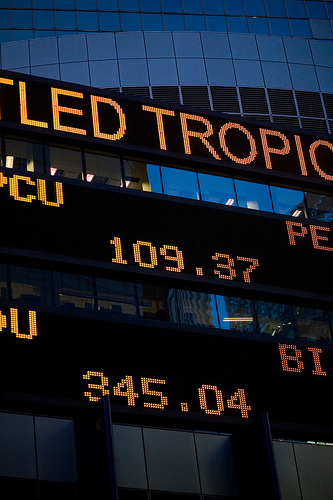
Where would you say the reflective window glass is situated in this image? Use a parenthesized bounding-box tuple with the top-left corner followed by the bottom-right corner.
(163, 13, 185, 30)
(203, 0, 224, 15)
(227, 16, 249, 33)
(176, 290, 219, 328)
(244, 0, 266, 16)
(54, 0, 75, 8)
(224, 0, 245, 15)
(99, 11, 121, 30)
(53, 272, 94, 310)
(248, 17, 270, 34)
(185, 14, 206, 30)
(161, 166, 200, 200)
(306, 1, 327, 19)
(96, 278, 137, 316)
(124, 159, 159, 192)
(137, 283, 175, 321)
(304, 192, 333, 222)
(11, 0, 31, 7)
(234, 179, 273, 212)
(10, 266, 52, 305)
(55, 11, 77, 30)
(5, 138, 44, 173)
(216, 295, 257, 334)
(140, 0, 162, 12)
(255, 301, 296, 338)
(161, 0, 182, 13)
(119, 0, 140, 11)
(97, 0, 118, 10)
(142, 13, 164, 30)
(326, 4, 333, 19)
(285, 0, 307, 18)
(294, 306, 331, 342)
(269, 17, 291, 35)
(76, 0, 97, 9)
(46, 145, 83, 180)
(270, 185, 306, 217)
(290, 18, 312, 36)
(12, 30, 33, 41)
(33, 0, 53, 7)
(11, 10, 33, 28)
(0, 10, 10, 29)
(33, 11, 55, 29)
(206, 15, 227, 31)
(120, 13, 142, 30)
(198, 172, 236, 206)
(147, 163, 162, 194)
(264, 0, 286, 17)
(0, 31, 11, 43)
(182, 0, 204, 14)
(84, 151, 122, 186)
(77, 11, 99, 30)
(0, 265, 8, 300)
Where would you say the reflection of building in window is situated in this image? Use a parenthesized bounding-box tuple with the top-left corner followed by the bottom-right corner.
(305, 192, 333, 222)
(5, 138, 43, 173)
(255, 301, 295, 338)
(175, 289, 216, 327)
(124, 159, 152, 191)
(294, 307, 331, 342)
(221, 296, 255, 333)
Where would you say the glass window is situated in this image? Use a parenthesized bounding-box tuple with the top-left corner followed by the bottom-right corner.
(161, 0, 182, 13)
(269, 17, 291, 35)
(11, 10, 33, 29)
(45, 145, 83, 180)
(97, 0, 118, 10)
(99, 12, 121, 30)
(244, 0, 266, 16)
(176, 290, 219, 328)
(147, 163, 163, 194)
(264, 0, 286, 17)
(33, 0, 54, 7)
(203, 0, 224, 15)
(248, 17, 270, 34)
(10, 266, 52, 305)
(55, 11, 77, 30)
(290, 18, 312, 36)
(54, 0, 75, 8)
(163, 14, 185, 30)
(96, 278, 137, 316)
(285, 0, 307, 18)
(304, 192, 333, 222)
(119, 0, 140, 11)
(182, 0, 204, 14)
(11, 0, 31, 7)
(84, 151, 122, 186)
(77, 11, 99, 31)
(224, 0, 245, 15)
(198, 172, 236, 206)
(33, 10, 55, 29)
(227, 16, 249, 33)
(161, 166, 200, 200)
(255, 301, 296, 338)
(216, 295, 257, 334)
(124, 159, 159, 192)
(206, 15, 227, 31)
(0, 10, 10, 29)
(5, 138, 44, 173)
(185, 14, 206, 30)
(234, 179, 273, 212)
(137, 283, 175, 321)
(140, 0, 162, 12)
(306, 1, 327, 19)
(142, 13, 164, 30)
(0, 31, 11, 43)
(76, 0, 97, 9)
(120, 13, 142, 30)
(270, 185, 306, 217)
(294, 306, 331, 342)
(0, 265, 8, 300)
(326, 4, 333, 19)
(12, 30, 33, 41)
(53, 272, 94, 310)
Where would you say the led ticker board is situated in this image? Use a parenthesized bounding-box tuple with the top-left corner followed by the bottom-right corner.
(1, 172, 333, 300)
(1, 70, 333, 184)
(0, 307, 332, 428)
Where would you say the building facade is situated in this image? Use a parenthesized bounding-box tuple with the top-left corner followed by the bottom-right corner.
(0, 1, 333, 499)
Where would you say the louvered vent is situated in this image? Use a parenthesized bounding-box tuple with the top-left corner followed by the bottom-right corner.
(210, 86, 240, 113)
(295, 91, 325, 118)
(243, 114, 271, 122)
(323, 93, 333, 119)
(181, 86, 211, 110)
(300, 118, 328, 133)
(121, 86, 151, 98)
(239, 87, 269, 114)
(329, 120, 333, 133)
(268, 89, 297, 115)
(272, 116, 300, 128)
(151, 86, 181, 104)
(105, 87, 120, 93)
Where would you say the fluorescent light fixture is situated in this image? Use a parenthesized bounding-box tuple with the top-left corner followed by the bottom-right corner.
(225, 198, 234, 206)
(292, 209, 302, 217)
(50, 167, 57, 176)
(86, 174, 94, 182)
(223, 317, 253, 322)
(125, 180, 131, 187)
(6, 156, 14, 169)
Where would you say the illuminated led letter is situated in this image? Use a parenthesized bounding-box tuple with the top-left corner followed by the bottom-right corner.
(10, 308, 37, 339)
(198, 384, 224, 415)
(37, 179, 64, 207)
(0, 77, 14, 119)
(51, 87, 86, 135)
(180, 113, 221, 160)
(259, 128, 290, 169)
(309, 140, 333, 181)
(9, 175, 36, 203)
(309, 225, 333, 252)
(141, 378, 168, 409)
(0, 311, 7, 331)
(133, 241, 158, 268)
(19, 81, 48, 129)
(142, 105, 175, 150)
(219, 122, 257, 164)
(91, 95, 126, 141)
(286, 221, 307, 246)
(294, 135, 308, 177)
(308, 348, 327, 376)
(212, 253, 236, 280)
(279, 344, 304, 373)
(160, 244, 184, 272)
(83, 371, 110, 402)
